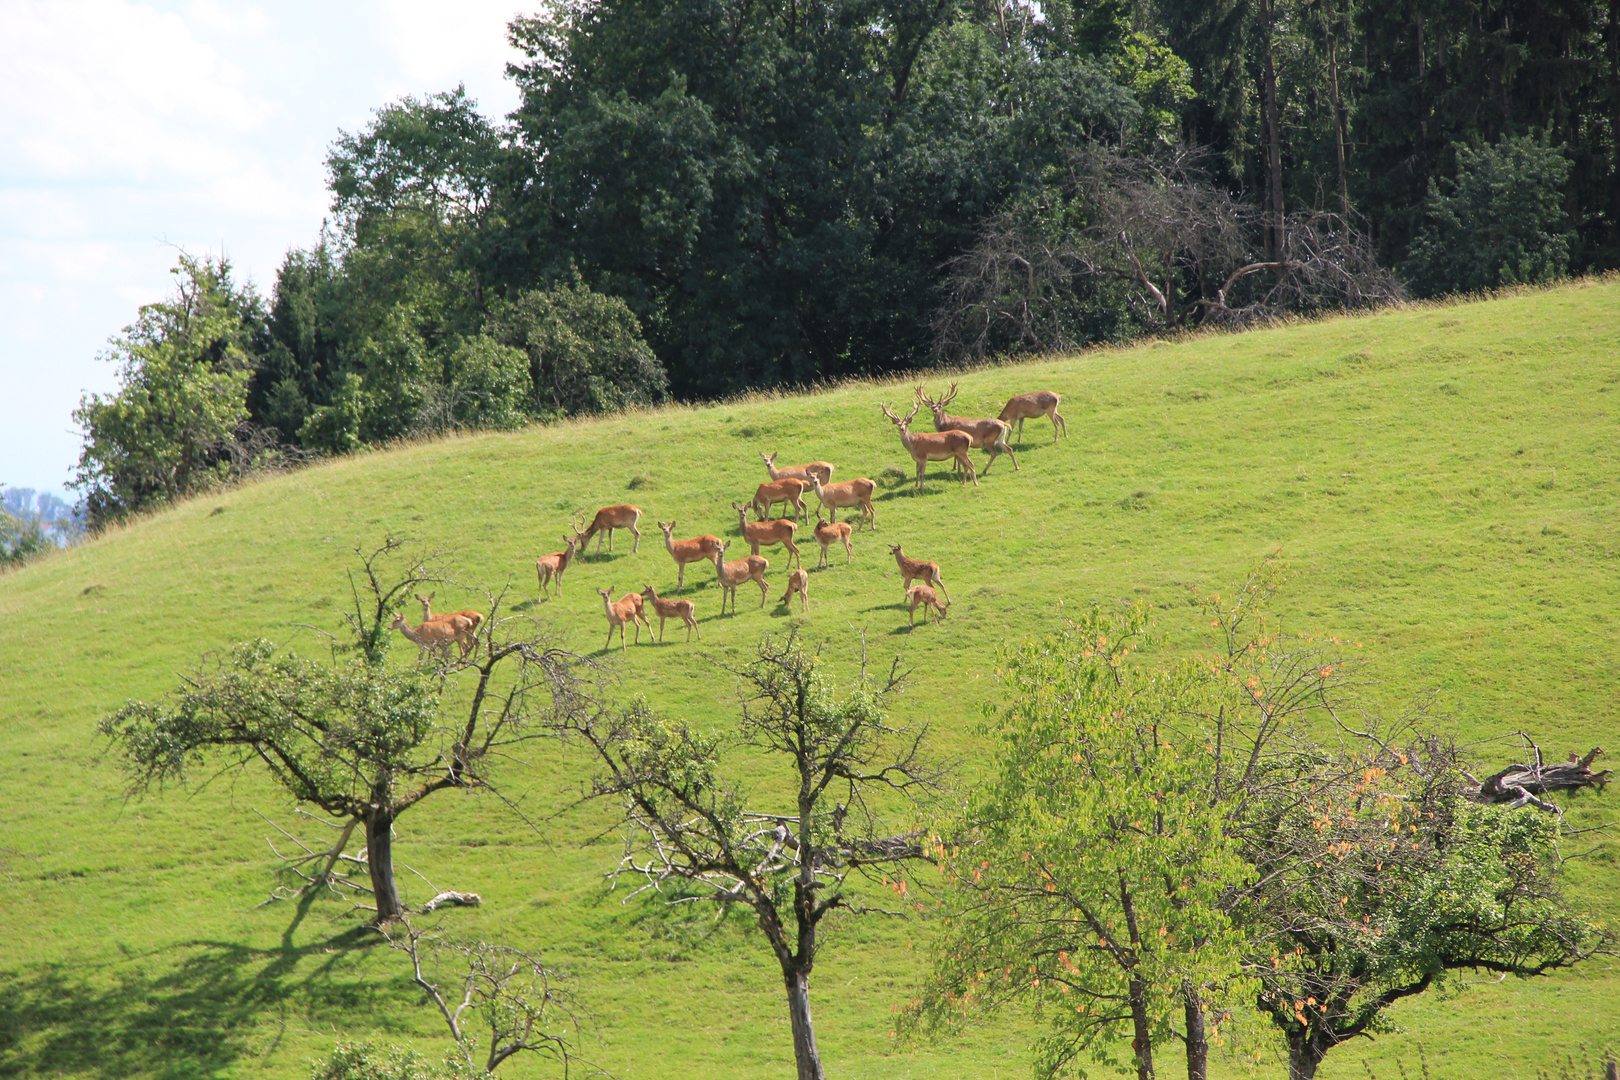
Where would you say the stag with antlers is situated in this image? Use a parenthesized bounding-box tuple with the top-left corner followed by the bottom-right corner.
(879, 402, 977, 493)
(917, 383, 1018, 474)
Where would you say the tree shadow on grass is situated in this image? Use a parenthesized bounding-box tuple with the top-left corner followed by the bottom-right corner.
(0, 898, 411, 1079)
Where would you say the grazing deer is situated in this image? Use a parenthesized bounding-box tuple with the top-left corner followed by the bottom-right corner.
(751, 478, 811, 522)
(917, 383, 1018, 474)
(779, 568, 809, 612)
(596, 587, 651, 652)
(581, 504, 643, 553)
(889, 543, 948, 601)
(998, 390, 1067, 442)
(905, 583, 949, 626)
(813, 514, 853, 568)
(732, 502, 803, 569)
(710, 542, 770, 614)
(807, 474, 877, 530)
(879, 402, 977, 492)
(761, 451, 834, 487)
(535, 531, 580, 601)
(389, 611, 473, 661)
(415, 592, 483, 637)
(659, 520, 723, 593)
(640, 584, 700, 643)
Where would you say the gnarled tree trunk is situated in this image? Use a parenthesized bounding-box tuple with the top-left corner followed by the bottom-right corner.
(365, 810, 406, 922)
(785, 967, 825, 1080)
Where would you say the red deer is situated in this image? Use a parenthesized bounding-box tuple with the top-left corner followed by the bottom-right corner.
(389, 611, 473, 661)
(640, 584, 700, 643)
(879, 402, 976, 493)
(779, 568, 809, 612)
(732, 502, 802, 569)
(998, 390, 1067, 442)
(596, 587, 651, 651)
(710, 542, 770, 614)
(761, 451, 834, 487)
(535, 532, 580, 601)
(807, 474, 877, 530)
(581, 504, 643, 553)
(751, 478, 811, 522)
(415, 592, 483, 638)
(917, 383, 1018, 474)
(813, 515, 853, 568)
(658, 520, 723, 593)
(889, 543, 948, 601)
(905, 584, 949, 626)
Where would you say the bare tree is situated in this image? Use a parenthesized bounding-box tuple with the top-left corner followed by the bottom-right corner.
(931, 148, 1404, 361)
(556, 631, 945, 1080)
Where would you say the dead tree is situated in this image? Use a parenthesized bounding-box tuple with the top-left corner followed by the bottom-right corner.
(1466, 740, 1610, 812)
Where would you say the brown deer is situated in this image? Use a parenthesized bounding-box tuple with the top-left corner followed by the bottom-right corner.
(779, 568, 810, 612)
(535, 530, 580, 601)
(998, 390, 1067, 442)
(710, 542, 770, 614)
(917, 383, 1018, 474)
(658, 520, 724, 593)
(415, 592, 483, 637)
(389, 611, 474, 661)
(751, 478, 811, 522)
(905, 583, 949, 626)
(580, 504, 643, 553)
(640, 584, 700, 642)
(761, 451, 834, 487)
(889, 543, 948, 601)
(879, 402, 977, 492)
(813, 515, 853, 568)
(807, 474, 877, 530)
(596, 586, 651, 652)
(732, 502, 802, 569)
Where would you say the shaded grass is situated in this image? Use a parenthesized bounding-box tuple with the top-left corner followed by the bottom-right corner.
(1, 280, 1617, 1078)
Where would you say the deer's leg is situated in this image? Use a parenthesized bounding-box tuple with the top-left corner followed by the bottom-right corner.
(786, 539, 800, 569)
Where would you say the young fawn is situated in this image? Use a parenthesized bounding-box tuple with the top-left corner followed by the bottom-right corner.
(640, 584, 700, 643)
(779, 568, 809, 612)
(905, 584, 949, 626)
(813, 515, 853, 568)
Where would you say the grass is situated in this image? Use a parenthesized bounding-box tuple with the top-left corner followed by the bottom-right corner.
(1, 280, 1617, 1079)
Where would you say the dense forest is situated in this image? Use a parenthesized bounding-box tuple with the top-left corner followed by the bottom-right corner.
(72, 0, 1620, 526)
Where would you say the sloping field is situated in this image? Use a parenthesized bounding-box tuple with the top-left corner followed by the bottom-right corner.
(1, 280, 1616, 1079)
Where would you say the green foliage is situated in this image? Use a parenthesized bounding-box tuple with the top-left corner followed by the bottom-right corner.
(309, 1041, 473, 1080)
(72, 254, 270, 527)
(1406, 135, 1575, 296)
(0, 504, 50, 569)
(488, 283, 668, 419)
(439, 337, 532, 431)
(915, 605, 1248, 1078)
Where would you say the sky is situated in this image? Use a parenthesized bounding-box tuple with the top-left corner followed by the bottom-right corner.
(0, 0, 529, 497)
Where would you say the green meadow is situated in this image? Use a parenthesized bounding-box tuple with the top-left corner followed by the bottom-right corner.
(1, 280, 1616, 1079)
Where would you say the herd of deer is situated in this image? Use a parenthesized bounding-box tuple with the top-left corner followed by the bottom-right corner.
(389, 386, 1065, 658)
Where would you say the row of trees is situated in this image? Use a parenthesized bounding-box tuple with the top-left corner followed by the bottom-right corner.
(71, 0, 1619, 529)
(98, 550, 1613, 1079)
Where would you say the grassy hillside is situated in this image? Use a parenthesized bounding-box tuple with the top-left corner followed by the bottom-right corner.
(2, 280, 1616, 1079)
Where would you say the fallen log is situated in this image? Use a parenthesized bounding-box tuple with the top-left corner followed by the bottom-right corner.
(1466, 744, 1609, 813)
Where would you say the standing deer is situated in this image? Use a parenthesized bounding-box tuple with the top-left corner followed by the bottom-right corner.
(596, 586, 651, 652)
(813, 515, 853, 568)
(389, 611, 474, 661)
(807, 474, 877, 530)
(880, 402, 977, 492)
(415, 592, 483, 637)
(710, 542, 770, 614)
(998, 390, 1067, 442)
(889, 543, 948, 601)
(732, 502, 802, 569)
(751, 478, 812, 522)
(779, 568, 810, 612)
(658, 520, 724, 593)
(905, 583, 949, 626)
(640, 584, 700, 643)
(917, 383, 1018, 474)
(580, 504, 643, 553)
(536, 531, 580, 601)
(761, 451, 834, 487)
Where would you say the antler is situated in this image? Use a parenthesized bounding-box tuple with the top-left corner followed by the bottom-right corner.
(879, 403, 900, 423)
(942, 381, 959, 407)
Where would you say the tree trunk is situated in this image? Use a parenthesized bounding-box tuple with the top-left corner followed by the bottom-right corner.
(785, 967, 826, 1080)
(1129, 975, 1156, 1080)
(1287, 1027, 1331, 1080)
(1329, 35, 1350, 219)
(1182, 981, 1208, 1080)
(1260, 0, 1285, 260)
(365, 811, 406, 922)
